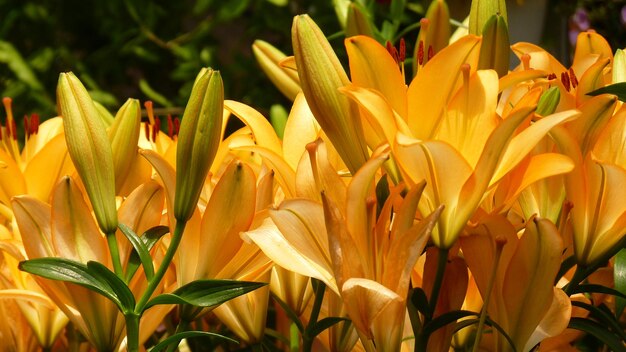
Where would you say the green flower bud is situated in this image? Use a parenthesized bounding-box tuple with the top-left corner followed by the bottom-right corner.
(536, 86, 560, 116)
(477, 13, 510, 77)
(613, 49, 626, 83)
(345, 3, 375, 38)
(469, 0, 507, 36)
(174, 68, 224, 222)
(108, 98, 141, 192)
(56, 72, 117, 233)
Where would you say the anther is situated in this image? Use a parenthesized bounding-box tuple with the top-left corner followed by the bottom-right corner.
(427, 45, 434, 61)
(417, 40, 425, 65)
(167, 114, 174, 139)
(569, 68, 578, 88)
(152, 116, 161, 143)
(174, 117, 180, 137)
(560, 72, 571, 92)
(23, 115, 29, 138)
(399, 38, 406, 62)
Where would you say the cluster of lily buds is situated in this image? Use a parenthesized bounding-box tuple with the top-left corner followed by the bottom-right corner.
(0, 0, 625, 351)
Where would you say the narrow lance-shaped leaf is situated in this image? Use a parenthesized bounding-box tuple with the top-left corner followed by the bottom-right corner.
(144, 279, 266, 311)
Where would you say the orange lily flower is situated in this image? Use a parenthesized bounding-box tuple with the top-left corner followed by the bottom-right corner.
(461, 214, 571, 352)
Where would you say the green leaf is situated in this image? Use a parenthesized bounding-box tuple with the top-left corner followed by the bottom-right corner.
(87, 261, 136, 313)
(309, 317, 350, 338)
(616, 248, 626, 318)
(119, 223, 155, 281)
(569, 284, 626, 300)
(0, 40, 44, 91)
(484, 316, 518, 352)
(124, 225, 170, 283)
(569, 317, 626, 351)
(423, 310, 479, 335)
(139, 78, 174, 107)
(144, 279, 266, 311)
(19, 258, 123, 310)
(410, 287, 431, 319)
(571, 301, 626, 339)
(587, 82, 626, 101)
(148, 331, 237, 352)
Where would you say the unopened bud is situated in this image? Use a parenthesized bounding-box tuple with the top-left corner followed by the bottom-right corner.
(252, 40, 301, 101)
(108, 98, 141, 192)
(477, 13, 510, 77)
(536, 86, 560, 116)
(56, 72, 117, 233)
(174, 68, 224, 222)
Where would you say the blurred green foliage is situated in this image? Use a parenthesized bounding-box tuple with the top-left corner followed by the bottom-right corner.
(0, 0, 339, 119)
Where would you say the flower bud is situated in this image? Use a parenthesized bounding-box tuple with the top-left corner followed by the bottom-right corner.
(56, 72, 118, 234)
(477, 13, 510, 77)
(292, 14, 368, 174)
(174, 68, 224, 222)
(108, 98, 141, 192)
(613, 48, 626, 83)
(469, 0, 508, 36)
(536, 86, 560, 116)
(345, 3, 375, 38)
(252, 40, 301, 101)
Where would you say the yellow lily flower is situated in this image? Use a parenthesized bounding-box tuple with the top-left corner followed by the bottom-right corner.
(0, 238, 68, 349)
(460, 214, 571, 352)
(246, 145, 441, 351)
(12, 176, 170, 351)
(252, 40, 301, 101)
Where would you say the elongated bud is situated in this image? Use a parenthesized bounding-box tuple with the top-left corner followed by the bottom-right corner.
(536, 87, 560, 116)
(425, 0, 450, 55)
(56, 72, 117, 233)
(469, 0, 507, 36)
(108, 98, 141, 192)
(345, 2, 375, 38)
(613, 49, 626, 83)
(252, 40, 301, 101)
(477, 13, 510, 77)
(292, 14, 368, 174)
(174, 68, 224, 222)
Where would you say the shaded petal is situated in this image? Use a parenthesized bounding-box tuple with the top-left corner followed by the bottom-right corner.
(345, 35, 407, 118)
(282, 94, 321, 170)
(523, 288, 571, 351)
(407, 35, 481, 139)
(225, 100, 282, 155)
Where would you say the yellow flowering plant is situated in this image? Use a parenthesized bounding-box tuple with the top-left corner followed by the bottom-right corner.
(1, 0, 626, 350)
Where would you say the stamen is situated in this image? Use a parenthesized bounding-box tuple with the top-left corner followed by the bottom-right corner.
(547, 73, 557, 81)
(399, 38, 406, 62)
(417, 40, 425, 65)
(560, 72, 571, 92)
(167, 114, 174, 139)
(427, 45, 434, 61)
(32, 114, 39, 135)
(521, 53, 531, 71)
(10, 120, 17, 141)
(152, 116, 161, 143)
(174, 117, 180, 137)
(569, 68, 578, 88)
(144, 121, 150, 141)
(24, 115, 30, 139)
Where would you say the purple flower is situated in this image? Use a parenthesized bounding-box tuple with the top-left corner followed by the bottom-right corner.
(572, 8, 590, 31)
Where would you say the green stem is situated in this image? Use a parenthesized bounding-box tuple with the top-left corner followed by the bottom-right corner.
(303, 279, 326, 352)
(135, 220, 187, 313)
(125, 313, 141, 352)
(106, 231, 123, 276)
(472, 239, 505, 352)
(564, 264, 588, 295)
(165, 319, 190, 352)
(428, 247, 449, 315)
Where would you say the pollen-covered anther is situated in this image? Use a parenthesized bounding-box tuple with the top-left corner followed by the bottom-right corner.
(167, 114, 174, 139)
(569, 68, 578, 88)
(427, 45, 434, 61)
(417, 40, 425, 66)
(399, 38, 406, 62)
(152, 116, 161, 143)
(386, 41, 399, 64)
(560, 71, 571, 92)
(546, 73, 557, 81)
